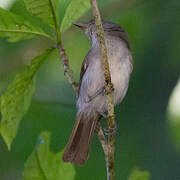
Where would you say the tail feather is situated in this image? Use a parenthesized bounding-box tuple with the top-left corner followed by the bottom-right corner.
(62, 108, 99, 165)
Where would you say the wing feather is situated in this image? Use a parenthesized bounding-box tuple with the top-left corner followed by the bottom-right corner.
(78, 50, 91, 96)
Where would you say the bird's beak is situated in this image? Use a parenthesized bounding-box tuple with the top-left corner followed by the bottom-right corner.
(72, 22, 87, 30)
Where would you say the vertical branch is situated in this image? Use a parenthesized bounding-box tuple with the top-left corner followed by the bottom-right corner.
(90, 0, 116, 180)
(58, 43, 79, 96)
(96, 122, 109, 177)
(96, 122, 108, 163)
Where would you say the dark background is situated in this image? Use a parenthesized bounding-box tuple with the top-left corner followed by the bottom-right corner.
(0, 0, 180, 179)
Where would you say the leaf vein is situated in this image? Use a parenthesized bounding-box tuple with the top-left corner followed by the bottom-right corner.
(0, 29, 55, 42)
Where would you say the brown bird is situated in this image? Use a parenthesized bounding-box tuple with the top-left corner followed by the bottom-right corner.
(62, 20, 133, 165)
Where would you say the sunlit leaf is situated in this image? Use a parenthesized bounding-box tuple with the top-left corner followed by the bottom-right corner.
(23, 131, 75, 180)
(0, 7, 54, 42)
(128, 167, 150, 180)
(60, 0, 91, 33)
(167, 79, 180, 152)
(0, 49, 54, 150)
(23, 0, 59, 28)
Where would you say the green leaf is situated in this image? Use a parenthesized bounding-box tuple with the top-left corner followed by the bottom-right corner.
(23, 0, 59, 29)
(128, 167, 150, 180)
(60, 0, 91, 33)
(58, 0, 72, 25)
(23, 132, 75, 180)
(167, 79, 180, 152)
(0, 49, 54, 150)
(0, 7, 54, 42)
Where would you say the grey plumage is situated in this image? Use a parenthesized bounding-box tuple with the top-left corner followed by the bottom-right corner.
(62, 20, 133, 165)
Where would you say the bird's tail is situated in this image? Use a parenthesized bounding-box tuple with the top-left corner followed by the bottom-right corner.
(62, 107, 99, 165)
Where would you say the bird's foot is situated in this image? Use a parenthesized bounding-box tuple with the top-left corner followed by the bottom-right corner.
(104, 123, 117, 136)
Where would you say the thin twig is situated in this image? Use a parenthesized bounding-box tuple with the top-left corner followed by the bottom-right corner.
(96, 122, 110, 177)
(58, 43, 79, 96)
(96, 122, 108, 162)
(57, 42, 109, 165)
(90, 0, 116, 179)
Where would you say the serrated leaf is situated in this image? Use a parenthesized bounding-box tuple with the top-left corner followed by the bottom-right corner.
(129, 167, 150, 180)
(23, 0, 59, 28)
(60, 0, 91, 33)
(23, 132, 75, 180)
(0, 49, 54, 150)
(0, 7, 54, 42)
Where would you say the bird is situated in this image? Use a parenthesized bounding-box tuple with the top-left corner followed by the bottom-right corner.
(62, 20, 133, 165)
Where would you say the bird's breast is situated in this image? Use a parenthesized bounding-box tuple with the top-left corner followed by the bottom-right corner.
(77, 36, 132, 112)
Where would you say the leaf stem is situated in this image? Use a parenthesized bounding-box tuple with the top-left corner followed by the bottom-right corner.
(58, 43, 79, 96)
(96, 122, 108, 163)
(90, 0, 116, 179)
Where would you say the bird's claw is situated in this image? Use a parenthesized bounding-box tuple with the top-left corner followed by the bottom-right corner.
(104, 123, 117, 136)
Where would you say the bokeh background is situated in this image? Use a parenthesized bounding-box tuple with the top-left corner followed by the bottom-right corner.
(0, 0, 180, 179)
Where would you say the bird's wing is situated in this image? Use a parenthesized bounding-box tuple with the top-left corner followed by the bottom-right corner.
(78, 50, 91, 96)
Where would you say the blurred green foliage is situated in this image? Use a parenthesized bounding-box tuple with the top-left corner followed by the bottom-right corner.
(0, 0, 180, 180)
(23, 131, 75, 180)
(128, 167, 150, 180)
